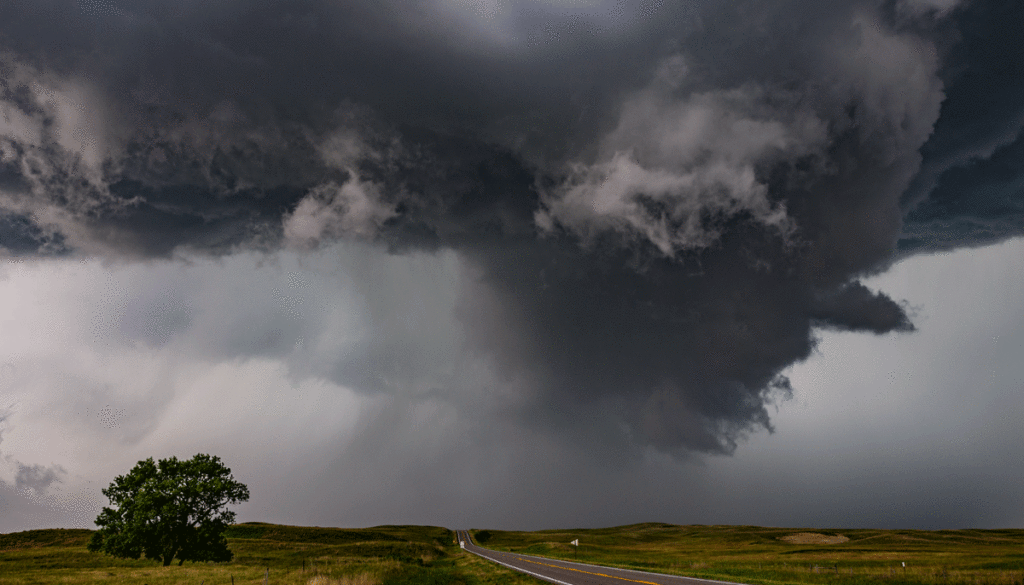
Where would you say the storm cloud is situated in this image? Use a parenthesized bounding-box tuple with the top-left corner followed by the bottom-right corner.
(1, 0, 1022, 463)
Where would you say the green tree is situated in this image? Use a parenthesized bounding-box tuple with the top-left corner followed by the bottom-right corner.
(88, 453, 249, 566)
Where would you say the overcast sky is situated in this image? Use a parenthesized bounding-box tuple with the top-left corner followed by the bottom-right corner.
(1, 0, 1022, 533)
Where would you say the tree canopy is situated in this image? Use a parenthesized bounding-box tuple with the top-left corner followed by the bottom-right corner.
(88, 453, 249, 566)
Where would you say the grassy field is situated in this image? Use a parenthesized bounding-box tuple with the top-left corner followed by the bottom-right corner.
(4, 523, 1022, 585)
(470, 523, 1024, 585)
(0, 523, 537, 585)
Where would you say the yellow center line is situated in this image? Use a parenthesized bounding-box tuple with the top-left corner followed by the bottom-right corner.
(506, 556, 664, 585)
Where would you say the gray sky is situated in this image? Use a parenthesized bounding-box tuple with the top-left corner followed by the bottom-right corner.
(1, 0, 1023, 532)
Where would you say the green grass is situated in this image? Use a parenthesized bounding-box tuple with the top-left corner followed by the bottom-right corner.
(469, 523, 1024, 585)
(0, 523, 534, 585)
(7, 523, 1022, 585)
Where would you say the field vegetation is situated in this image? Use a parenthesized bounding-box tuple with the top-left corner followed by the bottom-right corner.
(5, 522, 1023, 585)
(470, 523, 1024, 585)
(0, 523, 536, 585)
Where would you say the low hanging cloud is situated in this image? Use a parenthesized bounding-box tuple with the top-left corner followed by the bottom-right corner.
(535, 75, 825, 255)
(13, 463, 67, 498)
(284, 177, 395, 247)
(0, 0, 1021, 458)
(0, 408, 67, 500)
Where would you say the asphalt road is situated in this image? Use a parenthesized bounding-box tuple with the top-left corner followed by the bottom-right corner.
(455, 531, 746, 585)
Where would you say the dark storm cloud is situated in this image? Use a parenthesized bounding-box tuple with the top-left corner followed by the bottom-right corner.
(901, 132, 1024, 252)
(899, 0, 1024, 252)
(0, 212, 67, 254)
(810, 282, 915, 334)
(1, 0, 1020, 455)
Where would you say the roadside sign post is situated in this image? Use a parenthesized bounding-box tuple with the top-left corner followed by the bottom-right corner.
(571, 539, 579, 559)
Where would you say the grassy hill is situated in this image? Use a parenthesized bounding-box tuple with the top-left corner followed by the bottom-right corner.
(0, 523, 535, 585)
(470, 523, 1024, 585)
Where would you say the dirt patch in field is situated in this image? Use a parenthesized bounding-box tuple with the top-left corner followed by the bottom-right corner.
(780, 533, 850, 545)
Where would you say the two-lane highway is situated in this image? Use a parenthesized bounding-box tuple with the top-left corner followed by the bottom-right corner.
(455, 530, 746, 585)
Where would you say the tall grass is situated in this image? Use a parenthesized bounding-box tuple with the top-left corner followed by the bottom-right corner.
(307, 573, 379, 585)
